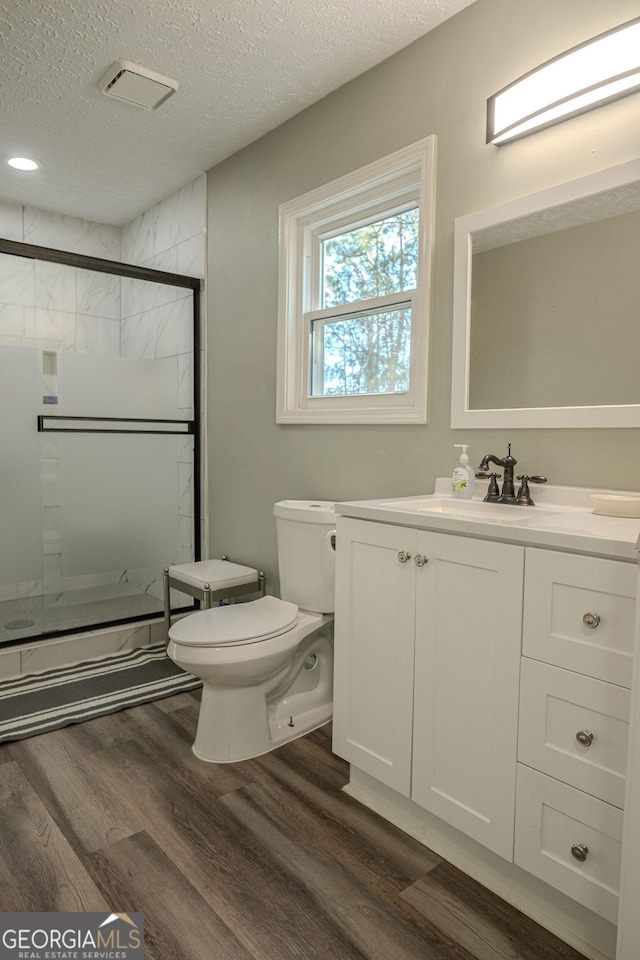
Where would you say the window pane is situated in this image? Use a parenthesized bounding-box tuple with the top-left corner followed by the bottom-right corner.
(313, 307, 412, 397)
(322, 208, 418, 308)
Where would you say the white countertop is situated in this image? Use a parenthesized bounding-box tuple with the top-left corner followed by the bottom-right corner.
(336, 479, 640, 562)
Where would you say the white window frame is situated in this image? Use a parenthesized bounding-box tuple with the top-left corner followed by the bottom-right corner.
(276, 136, 436, 424)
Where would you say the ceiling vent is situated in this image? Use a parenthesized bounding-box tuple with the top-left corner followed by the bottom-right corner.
(98, 60, 179, 110)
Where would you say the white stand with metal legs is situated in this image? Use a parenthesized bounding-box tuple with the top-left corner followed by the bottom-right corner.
(163, 558, 265, 634)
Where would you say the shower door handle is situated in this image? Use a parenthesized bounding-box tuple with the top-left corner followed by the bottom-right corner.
(38, 415, 194, 435)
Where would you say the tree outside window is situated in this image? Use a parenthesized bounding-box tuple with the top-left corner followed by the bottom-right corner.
(315, 209, 418, 396)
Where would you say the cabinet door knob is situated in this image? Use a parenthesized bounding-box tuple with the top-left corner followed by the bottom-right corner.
(583, 612, 600, 629)
(397, 551, 411, 563)
(571, 843, 589, 863)
(575, 730, 594, 747)
(414, 554, 428, 567)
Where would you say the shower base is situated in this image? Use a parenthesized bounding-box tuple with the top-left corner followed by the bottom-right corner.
(0, 583, 164, 644)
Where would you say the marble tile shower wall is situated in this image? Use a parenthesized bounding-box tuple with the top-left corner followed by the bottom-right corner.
(120, 175, 206, 603)
(0, 202, 121, 353)
(0, 176, 206, 673)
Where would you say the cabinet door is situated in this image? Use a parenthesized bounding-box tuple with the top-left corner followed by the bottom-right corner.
(332, 517, 416, 795)
(412, 533, 524, 860)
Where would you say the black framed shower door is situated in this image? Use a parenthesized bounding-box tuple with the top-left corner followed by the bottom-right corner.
(0, 238, 202, 646)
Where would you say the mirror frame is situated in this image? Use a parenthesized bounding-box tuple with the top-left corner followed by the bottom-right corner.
(451, 157, 640, 428)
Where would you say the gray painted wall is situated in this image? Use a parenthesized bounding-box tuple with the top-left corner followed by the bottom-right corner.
(206, 0, 640, 592)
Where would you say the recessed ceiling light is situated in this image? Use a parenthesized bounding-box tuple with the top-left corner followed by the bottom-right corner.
(7, 157, 39, 171)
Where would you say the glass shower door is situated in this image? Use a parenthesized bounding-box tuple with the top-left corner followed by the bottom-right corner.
(38, 265, 198, 637)
(0, 341, 45, 642)
(0, 244, 199, 644)
(40, 418, 193, 634)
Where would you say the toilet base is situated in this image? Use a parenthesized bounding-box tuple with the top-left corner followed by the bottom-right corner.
(190, 620, 333, 763)
(193, 707, 332, 764)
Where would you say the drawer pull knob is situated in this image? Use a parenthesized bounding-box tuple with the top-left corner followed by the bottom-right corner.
(571, 843, 589, 863)
(583, 612, 601, 629)
(397, 551, 411, 563)
(576, 730, 594, 747)
(414, 554, 428, 567)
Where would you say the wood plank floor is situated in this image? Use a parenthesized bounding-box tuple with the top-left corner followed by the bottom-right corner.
(0, 691, 587, 960)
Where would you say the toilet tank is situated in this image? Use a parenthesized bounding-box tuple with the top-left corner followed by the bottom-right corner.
(273, 500, 337, 614)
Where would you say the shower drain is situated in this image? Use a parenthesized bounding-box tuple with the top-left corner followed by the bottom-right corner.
(5, 618, 36, 630)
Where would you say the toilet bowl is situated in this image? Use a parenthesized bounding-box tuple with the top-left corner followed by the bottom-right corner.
(167, 500, 336, 763)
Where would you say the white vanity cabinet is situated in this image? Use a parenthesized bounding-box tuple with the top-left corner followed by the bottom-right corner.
(333, 490, 640, 960)
(514, 548, 636, 925)
(332, 516, 524, 860)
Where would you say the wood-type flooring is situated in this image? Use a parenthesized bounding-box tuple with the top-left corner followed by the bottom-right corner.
(0, 689, 587, 960)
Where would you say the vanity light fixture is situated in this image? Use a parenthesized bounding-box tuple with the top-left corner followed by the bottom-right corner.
(487, 15, 640, 144)
(7, 157, 39, 171)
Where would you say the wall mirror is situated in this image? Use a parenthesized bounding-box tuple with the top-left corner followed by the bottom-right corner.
(451, 157, 640, 428)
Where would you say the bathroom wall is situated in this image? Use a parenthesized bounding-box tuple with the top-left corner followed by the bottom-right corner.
(205, 0, 640, 592)
(0, 175, 206, 677)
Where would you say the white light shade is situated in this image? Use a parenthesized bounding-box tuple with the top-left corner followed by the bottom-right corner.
(488, 16, 640, 144)
(7, 157, 39, 171)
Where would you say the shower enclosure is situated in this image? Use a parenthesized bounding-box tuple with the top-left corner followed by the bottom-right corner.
(0, 238, 201, 646)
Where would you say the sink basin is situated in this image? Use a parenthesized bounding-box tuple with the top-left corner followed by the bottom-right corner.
(380, 497, 555, 523)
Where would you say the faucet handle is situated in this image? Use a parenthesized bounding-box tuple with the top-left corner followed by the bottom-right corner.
(517, 475, 548, 484)
(515, 475, 547, 506)
(482, 472, 502, 502)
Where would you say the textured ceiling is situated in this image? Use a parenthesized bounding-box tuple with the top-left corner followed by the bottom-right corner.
(0, 0, 476, 226)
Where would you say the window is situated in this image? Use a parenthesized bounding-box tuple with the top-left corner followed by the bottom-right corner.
(276, 137, 436, 423)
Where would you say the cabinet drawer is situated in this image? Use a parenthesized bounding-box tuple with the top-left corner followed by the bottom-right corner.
(514, 764, 623, 924)
(523, 548, 636, 687)
(518, 658, 629, 808)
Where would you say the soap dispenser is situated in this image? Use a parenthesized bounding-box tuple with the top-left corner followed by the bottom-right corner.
(452, 445, 475, 499)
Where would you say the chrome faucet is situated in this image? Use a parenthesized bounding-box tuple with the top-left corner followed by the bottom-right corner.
(476, 444, 547, 505)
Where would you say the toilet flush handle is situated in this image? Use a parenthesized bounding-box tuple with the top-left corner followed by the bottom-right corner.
(326, 529, 337, 553)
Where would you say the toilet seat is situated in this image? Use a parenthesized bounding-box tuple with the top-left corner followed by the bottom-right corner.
(168, 595, 299, 648)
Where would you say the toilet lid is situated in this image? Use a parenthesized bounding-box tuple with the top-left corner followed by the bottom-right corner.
(169, 595, 299, 647)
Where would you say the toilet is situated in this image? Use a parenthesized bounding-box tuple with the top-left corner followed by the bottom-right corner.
(167, 500, 336, 763)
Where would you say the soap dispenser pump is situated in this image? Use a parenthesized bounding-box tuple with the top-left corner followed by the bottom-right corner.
(452, 445, 475, 499)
